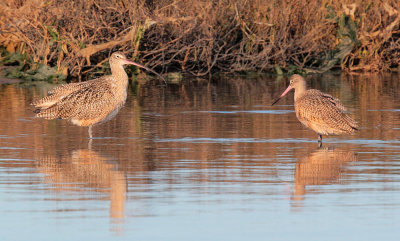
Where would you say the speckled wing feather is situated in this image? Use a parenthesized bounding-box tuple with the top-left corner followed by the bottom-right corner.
(295, 90, 358, 135)
(307, 89, 347, 111)
(47, 78, 98, 95)
(34, 80, 120, 124)
(32, 76, 110, 110)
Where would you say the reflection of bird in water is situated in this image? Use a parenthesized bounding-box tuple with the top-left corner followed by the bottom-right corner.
(32, 52, 165, 139)
(291, 147, 357, 209)
(37, 149, 127, 227)
(272, 74, 358, 146)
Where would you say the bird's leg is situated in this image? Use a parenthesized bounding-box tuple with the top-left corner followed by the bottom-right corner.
(88, 126, 93, 139)
(88, 138, 92, 150)
(318, 134, 323, 148)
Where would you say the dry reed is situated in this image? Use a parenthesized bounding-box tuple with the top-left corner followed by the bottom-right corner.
(0, 0, 399, 81)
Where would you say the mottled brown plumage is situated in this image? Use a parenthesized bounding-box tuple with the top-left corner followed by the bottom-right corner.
(272, 74, 358, 145)
(32, 52, 165, 138)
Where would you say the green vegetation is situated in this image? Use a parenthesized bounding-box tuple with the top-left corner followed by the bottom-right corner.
(0, 0, 399, 82)
(0, 49, 66, 82)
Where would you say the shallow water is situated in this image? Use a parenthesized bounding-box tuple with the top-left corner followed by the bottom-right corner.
(0, 73, 400, 240)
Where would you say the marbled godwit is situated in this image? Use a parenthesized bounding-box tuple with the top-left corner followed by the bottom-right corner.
(272, 74, 357, 145)
(32, 52, 165, 138)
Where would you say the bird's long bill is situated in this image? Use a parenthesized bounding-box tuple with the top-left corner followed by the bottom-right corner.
(124, 59, 167, 84)
(271, 85, 293, 106)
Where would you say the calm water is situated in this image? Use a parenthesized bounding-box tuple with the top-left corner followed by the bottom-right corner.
(1, 73, 400, 240)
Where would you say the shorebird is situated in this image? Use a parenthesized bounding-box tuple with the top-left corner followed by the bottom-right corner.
(32, 52, 165, 139)
(272, 74, 357, 145)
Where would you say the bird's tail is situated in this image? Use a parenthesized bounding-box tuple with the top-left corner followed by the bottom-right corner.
(344, 114, 358, 132)
(31, 94, 62, 119)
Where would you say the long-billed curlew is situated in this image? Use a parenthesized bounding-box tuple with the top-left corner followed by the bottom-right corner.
(272, 74, 357, 145)
(32, 52, 165, 139)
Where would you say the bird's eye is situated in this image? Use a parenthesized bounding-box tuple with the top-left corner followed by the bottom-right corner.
(116, 55, 120, 58)
(290, 80, 294, 84)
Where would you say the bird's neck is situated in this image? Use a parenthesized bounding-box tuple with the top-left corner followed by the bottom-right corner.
(111, 64, 129, 87)
(294, 82, 307, 101)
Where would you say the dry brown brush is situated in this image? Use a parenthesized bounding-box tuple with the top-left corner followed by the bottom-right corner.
(0, 0, 399, 81)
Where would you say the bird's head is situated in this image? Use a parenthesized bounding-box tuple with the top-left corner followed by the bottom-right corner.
(271, 74, 306, 106)
(109, 52, 166, 84)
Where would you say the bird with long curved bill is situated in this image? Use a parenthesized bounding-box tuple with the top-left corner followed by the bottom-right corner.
(272, 74, 358, 146)
(32, 52, 166, 139)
